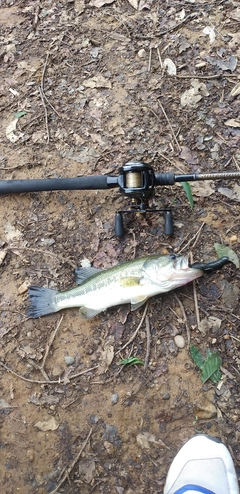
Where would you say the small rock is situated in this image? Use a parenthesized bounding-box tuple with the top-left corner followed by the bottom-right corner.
(138, 48, 146, 58)
(174, 335, 185, 349)
(0, 398, 11, 409)
(111, 393, 119, 405)
(64, 356, 75, 366)
(104, 424, 121, 447)
(27, 449, 35, 462)
(89, 415, 99, 424)
(104, 440, 115, 454)
(194, 400, 217, 419)
(168, 339, 178, 354)
(229, 234, 237, 242)
(162, 392, 170, 400)
(18, 281, 29, 295)
(51, 364, 63, 377)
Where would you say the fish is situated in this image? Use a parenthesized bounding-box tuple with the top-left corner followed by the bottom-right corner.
(26, 254, 203, 319)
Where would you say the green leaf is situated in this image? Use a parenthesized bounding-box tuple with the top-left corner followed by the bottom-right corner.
(181, 182, 194, 209)
(210, 368, 222, 384)
(118, 356, 144, 367)
(14, 111, 27, 118)
(201, 352, 222, 383)
(190, 345, 204, 370)
(214, 243, 239, 268)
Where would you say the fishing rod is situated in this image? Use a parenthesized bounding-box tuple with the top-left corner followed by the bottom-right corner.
(1, 161, 240, 236)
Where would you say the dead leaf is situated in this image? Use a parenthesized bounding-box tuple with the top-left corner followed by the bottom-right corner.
(218, 184, 240, 202)
(181, 80, 209, 108)
(0, 398, 11, 409)
(194, 399, 217, 419)
(138, 0, 153, 9)
(179, 146, 198, 165)
(175, 8, 185, 21)
(4, 221, 22, 241)
(202, 26, 216, 44)
(89, 0, 114, 6)
(198, 316, 221, 335)
(127, 0, 138, 8)
(74, 0, 85, 13)
(230, 82, 240, 97)
(0, 250, 7, 266)
(98, 338, 114, 374)
(136, 432, 168, 449)
(191, 181, 215, 197)
(206, 55, 237, 72)
(221, 280, 239, 309)
(229, 7, 240, 21)
(34, 417, 59, 431)
(79, 459, 96, 483)
(17, 58, 43, 72)
(224, 119, 240, 128)
(6, 118, 24, 143)
(83, 74, 111, 89)
(214, 243, 240, 269)
(163, 58, 177, 76)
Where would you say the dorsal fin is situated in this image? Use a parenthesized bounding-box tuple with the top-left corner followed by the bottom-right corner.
(74, 266, 102, 285)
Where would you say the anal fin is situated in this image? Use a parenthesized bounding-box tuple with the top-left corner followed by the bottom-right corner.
(130, 296, 148, 311)
(79, 307, 103, 319)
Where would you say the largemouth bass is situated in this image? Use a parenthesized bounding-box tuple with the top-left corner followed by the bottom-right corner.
(27, 254, 203, 319)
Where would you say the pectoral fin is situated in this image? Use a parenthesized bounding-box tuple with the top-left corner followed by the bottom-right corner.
(130, 296, 148, 311)
(120, 277, 141, 287)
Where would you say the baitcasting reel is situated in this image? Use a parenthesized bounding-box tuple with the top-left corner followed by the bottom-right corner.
(115, 162, 173, 236)
(1, 161, 240, 236)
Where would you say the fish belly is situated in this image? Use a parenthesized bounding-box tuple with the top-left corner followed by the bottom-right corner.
(55, 279, 157, 312)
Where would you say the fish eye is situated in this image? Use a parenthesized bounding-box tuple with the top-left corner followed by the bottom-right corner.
(169, 254, 176, 260)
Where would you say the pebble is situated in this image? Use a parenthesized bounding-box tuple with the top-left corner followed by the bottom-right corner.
(18, 281, 29, 295)
(27, 449, 35, 462)
(174, 335, 185, 349)
(162, 392, 170, 400)
(90, 414, 99, 424)
(111, 393, 119, 405)
(64, 355, 75, 366)
(138, 48, 146, 58)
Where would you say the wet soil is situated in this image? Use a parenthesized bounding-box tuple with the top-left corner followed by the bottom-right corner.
(0, 1, 240, 493)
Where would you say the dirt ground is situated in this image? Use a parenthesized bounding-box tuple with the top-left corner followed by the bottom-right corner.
(0, 1, 240, 493)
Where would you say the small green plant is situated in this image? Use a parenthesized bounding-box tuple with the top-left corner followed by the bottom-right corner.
(190, 345, 222, 383)
(118, 356, 144, 367)
(181, 182, 194, 209)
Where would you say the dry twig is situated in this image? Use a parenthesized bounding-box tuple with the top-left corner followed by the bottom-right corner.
(143, 315, 151, 371)
(174, 295, 191, 347)
(158, 101, 181, 152)
(0, 361, 98, 385)
(116, 301, 149, 354)
(178, 222, 205, 254)
(189, 252, 201, 331)
(28, 315, 64, 381)
(49, 427, 93, 494)
(39, 86, 50, 144)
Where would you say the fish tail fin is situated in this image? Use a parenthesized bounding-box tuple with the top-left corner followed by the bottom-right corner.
(27, 286, 58, 318)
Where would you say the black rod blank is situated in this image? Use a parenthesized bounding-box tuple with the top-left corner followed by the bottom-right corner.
(0, 175, 118, 195)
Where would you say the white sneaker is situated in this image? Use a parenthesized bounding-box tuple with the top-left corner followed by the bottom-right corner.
(164, 435, 239, 494)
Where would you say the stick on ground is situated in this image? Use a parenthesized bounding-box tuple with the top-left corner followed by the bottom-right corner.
(49, 427, 93, 494)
